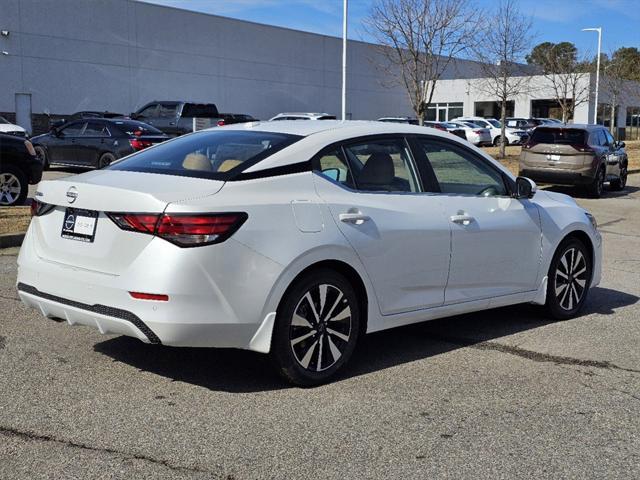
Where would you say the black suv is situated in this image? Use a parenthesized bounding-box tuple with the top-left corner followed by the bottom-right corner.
(0, 133, 43, 206)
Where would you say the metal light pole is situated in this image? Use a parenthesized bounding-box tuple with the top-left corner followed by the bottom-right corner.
(341, 0, 348, 121)
(582, 27, 602, 124)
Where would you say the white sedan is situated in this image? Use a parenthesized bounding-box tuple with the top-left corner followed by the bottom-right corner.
(17, 121, 601, 386)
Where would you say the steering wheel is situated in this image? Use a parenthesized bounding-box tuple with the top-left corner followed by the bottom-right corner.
(478, 186, 499, 197)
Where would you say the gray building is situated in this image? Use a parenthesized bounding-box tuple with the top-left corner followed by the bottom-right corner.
(0, 0, 422, 134)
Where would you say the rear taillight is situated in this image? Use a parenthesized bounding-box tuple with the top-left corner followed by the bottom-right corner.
(24, 140, 36, 156)
(30, 199, 54, 217)
(129, 139, 153, 150)
(473, 130, 483, 134)
(107, 212, 247, 247)
(108, 213, 159, 233)
(570, 144, 594, 153)
(217, 120, 226, 127)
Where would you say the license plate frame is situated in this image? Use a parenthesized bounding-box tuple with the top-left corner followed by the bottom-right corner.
(61, 208, 99, 243)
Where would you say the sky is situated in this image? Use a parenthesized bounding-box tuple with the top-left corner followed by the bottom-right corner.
(142, 0, 639, 58)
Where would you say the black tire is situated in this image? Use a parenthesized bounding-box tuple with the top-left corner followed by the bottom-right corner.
(610, 164, 627, 191)
(544, 237, 592, 320)
(34, 146, 49, 170)
(0, 164, 28, 206)
(586, 166, 605, 198)
(493, 135, 508, 147)
(271, 268, 361, 387)
(98, 152, 116, 169)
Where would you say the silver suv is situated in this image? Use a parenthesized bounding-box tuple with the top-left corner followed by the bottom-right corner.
(519, 124, 628, 198)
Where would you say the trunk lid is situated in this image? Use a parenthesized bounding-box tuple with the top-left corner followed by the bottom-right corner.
(31, 170, 224, 274)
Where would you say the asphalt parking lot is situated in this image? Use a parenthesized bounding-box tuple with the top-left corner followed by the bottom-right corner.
(2, 174, 639, 479)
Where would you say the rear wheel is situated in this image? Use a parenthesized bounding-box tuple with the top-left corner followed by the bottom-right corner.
(271, 269, 360, 386)
(610, 164, 627, 191)
(545, 238, 592, 320)
(0, 165, 28, 206)
(586, 166, 605, 198)
(98, 152, 116, 169)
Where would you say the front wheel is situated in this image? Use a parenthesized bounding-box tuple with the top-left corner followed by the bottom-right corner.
(610, 164, 627, 191)
(271, 269, 360, 386)
(545, 238, 592, 320)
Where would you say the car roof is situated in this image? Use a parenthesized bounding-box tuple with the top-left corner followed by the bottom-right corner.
(535, 124, 599, 130)
(220, 120, 515, 179)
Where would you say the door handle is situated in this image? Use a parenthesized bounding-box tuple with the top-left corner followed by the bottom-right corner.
(169, 122, 176, 125)
(450, 214, 475, 225)
(339, 212, 371, 225)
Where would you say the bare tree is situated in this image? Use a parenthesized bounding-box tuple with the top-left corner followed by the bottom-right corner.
(529, 42, 593, 123)
(366, 0, 479, 125)
(543, 68, 592, 124)
(472, 0, 533, 158)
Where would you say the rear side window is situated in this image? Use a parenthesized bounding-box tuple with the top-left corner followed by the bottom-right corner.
(108, 130, 301, 180)
(181, 103, 219, 118)
(530, 128, 586, 145)
(342, 139, 420, 193)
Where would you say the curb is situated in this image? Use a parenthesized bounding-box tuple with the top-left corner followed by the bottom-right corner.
(629, 169, 640, 175)
(0, 233, 25, 249)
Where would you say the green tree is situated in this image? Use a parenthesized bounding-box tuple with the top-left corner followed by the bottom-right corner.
(526, 41, 578, 73)
(611, 47, 640, 82)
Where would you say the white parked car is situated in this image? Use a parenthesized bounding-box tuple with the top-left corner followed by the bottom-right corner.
(269, 112, 336, 121)
(0, 116, 27, 137)
(447, 121, 492, 146)
(17, 121, 601, 386)
(453, 116, 528, 146)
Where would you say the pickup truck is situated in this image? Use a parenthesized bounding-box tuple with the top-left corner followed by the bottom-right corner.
(131, 101, 221, 137)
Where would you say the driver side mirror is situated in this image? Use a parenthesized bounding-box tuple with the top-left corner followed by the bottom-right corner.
(617, 141, 626, 149)
(515, 176, 537, 199)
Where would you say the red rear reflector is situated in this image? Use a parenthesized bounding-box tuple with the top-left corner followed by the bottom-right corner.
(129, 292, 168, 301)
(217, 120, 225, 126)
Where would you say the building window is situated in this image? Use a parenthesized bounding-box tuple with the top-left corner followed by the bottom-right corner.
(474, 101, 514, 119)
(425, 102, 463, 122)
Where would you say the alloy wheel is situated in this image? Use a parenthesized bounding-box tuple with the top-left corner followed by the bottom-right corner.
(554, 247, 588, 311)
(0, 173, 22, 205)
(596, 169, 604, 196)
(289, 283, 352, 372)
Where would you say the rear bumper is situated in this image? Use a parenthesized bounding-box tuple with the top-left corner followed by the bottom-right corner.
(16, 228, 284, 349)
(519, 168, 596, 186)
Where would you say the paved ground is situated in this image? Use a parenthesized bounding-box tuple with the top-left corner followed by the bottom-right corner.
(2, 175, 639, 479)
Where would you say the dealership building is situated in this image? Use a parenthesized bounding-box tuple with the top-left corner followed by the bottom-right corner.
(1, 0, 639, 138)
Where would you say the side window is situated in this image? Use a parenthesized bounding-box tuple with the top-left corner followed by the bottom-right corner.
(416, 139, 507, 196)
(137, 104, 158, 118)
(82, 122, 109, 137)
(343, 139, 420, 193)
(59, 122, 85, 137)
(159, 103, 178, 118)
(316, 148, 355, 189)
(604, 130, 615, 146)
(598, 130, 608, 146)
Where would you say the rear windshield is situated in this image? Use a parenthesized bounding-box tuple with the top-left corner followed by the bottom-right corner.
(487, 119, 501, 128)
(318, 115, 337, 120)
(111, 121, 164, 136)
(108, 130, 301, 180)
(530, 128, 586, 145)
(0, 116, 9, 124)
(181, 103, 219, 118)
